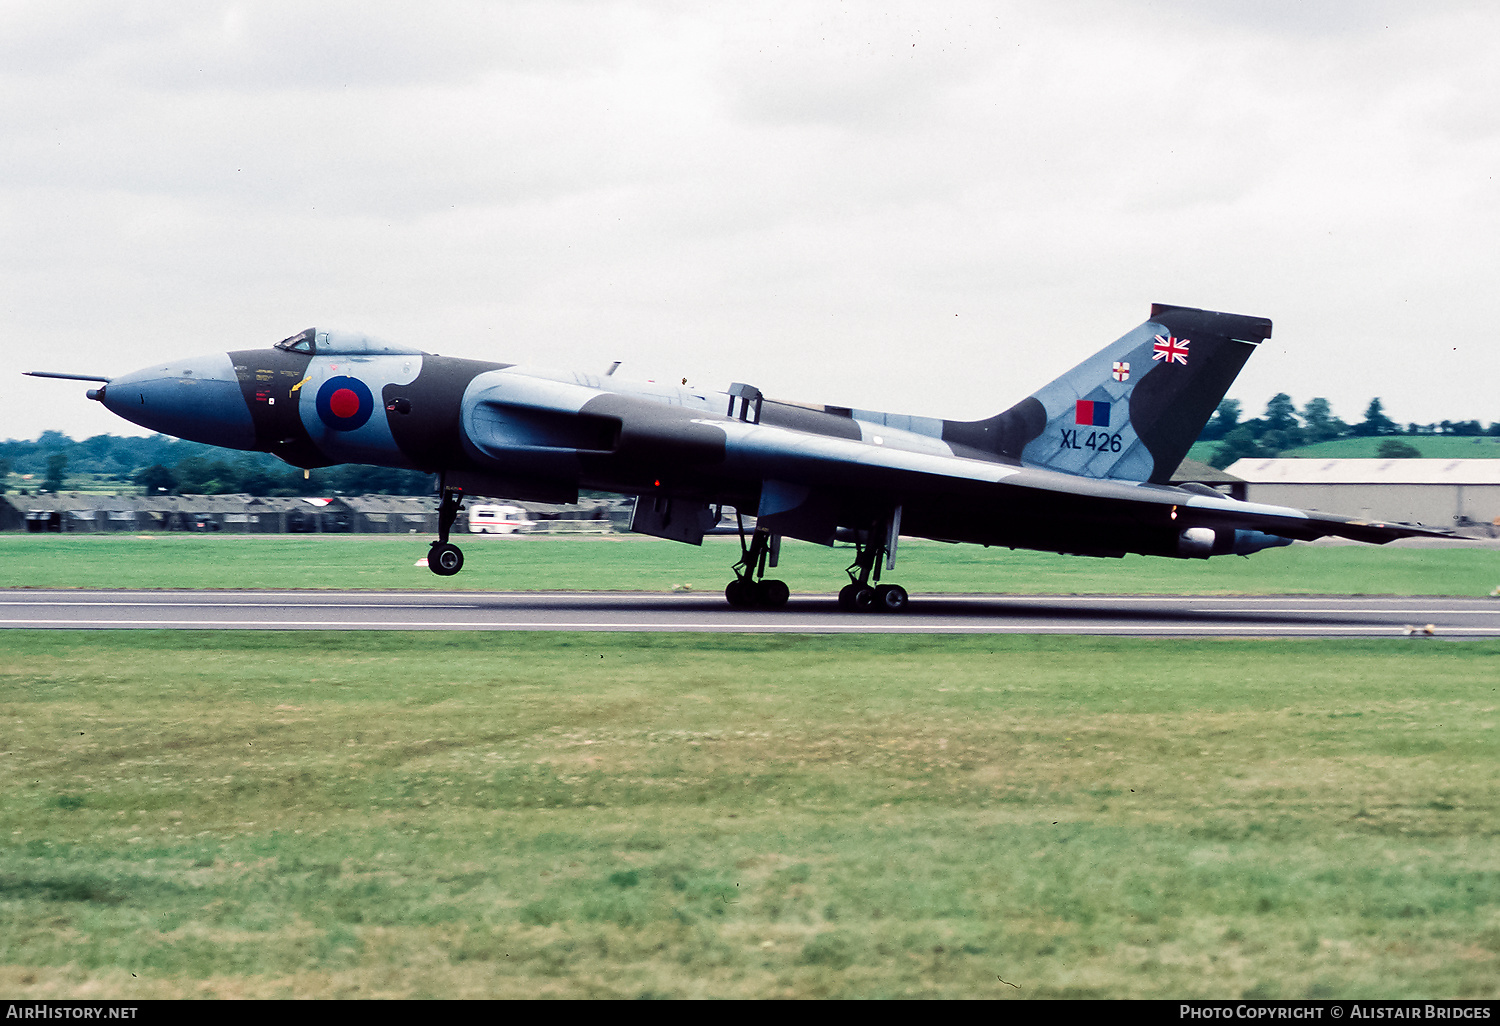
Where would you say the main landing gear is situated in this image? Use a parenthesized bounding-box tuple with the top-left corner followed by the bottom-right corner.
(427, 482, 465, 577)
(837, 514, 908, 613)
(721, 509, 911, 613)
(724, 517, 790, 609)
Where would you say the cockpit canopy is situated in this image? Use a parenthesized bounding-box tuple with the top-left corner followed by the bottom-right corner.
(274, 327, 425, 357)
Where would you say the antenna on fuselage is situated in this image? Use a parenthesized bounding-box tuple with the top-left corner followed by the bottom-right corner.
(24, 371, 112, 382)
(605, 362, 621, 376)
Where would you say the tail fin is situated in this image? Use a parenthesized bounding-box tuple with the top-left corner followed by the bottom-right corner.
(943, 304, 1271, 484)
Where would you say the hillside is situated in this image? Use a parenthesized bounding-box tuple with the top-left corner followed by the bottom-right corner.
(1188, 435, 1500, 467)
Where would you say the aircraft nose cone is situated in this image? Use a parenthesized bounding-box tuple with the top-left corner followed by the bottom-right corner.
(102, 352, 256, 450)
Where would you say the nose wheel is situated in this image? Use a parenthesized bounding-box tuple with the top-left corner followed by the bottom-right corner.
(428, 541, 464, 576)
(427, 482, 466, 577)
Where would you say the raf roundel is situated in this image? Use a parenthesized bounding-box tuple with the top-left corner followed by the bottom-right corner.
(315, 375, 374, 432)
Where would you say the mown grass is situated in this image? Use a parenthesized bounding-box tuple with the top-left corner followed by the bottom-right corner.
(1283, 437, 1500, 459)
(0, 533, 1496, 596)
(1187, 435, 1500, 464)
(1, 631, 1496, 998)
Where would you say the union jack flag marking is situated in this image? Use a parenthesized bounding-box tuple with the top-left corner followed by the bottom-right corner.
(1112, 361, 1130, 382)
(1152, 335, 1190, 365)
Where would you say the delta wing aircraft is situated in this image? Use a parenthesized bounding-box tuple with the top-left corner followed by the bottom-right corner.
(27, 304, 1449, 611)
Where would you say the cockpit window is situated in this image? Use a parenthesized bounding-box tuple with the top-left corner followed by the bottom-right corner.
(275, 328, 317, 354)
(272, 326, 425, 357)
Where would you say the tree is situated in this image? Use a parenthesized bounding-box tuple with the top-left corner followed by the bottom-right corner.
(1198, 399, 1242, 442)
(1301, 398, 1346, 444)
(1211, 426, 1266, 469)
(0, 457, 10, 493)
(1258, 430, 1293, 455)
(1264, 393, 1299, 433)
(133, 464, 176, 494)
(171, 456, 240, 494)
(323, 464, 437, 496)
(1354, 397, 1399, 437)
(1377, 439, 1422, 459)
(1256, 393, 1301, 450)
(79, 434, 116, 460)
(43, 452, 68, 492)
(232, 460, 288, 496)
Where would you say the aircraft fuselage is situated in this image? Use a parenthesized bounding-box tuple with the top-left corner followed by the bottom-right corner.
(97, 334, 994, 542)
(47, 308, 1444, 608)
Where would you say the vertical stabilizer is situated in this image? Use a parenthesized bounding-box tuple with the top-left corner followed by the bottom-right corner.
(944, 304, 1270, 484)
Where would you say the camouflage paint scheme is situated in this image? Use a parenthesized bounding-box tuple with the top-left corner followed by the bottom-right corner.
(80, 305, 1446, 565)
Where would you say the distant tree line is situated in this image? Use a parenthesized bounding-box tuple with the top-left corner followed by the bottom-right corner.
(0, 431, 434, 496)
(1199, 395, 1500, 468)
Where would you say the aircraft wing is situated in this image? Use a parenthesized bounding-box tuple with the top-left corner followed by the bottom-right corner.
(702, 415, 1455, 552)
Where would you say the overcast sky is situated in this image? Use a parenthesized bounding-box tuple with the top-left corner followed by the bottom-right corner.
(3, 0, 1498, 443)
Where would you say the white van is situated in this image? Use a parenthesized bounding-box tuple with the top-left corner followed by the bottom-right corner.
(467, 504, 532, 535)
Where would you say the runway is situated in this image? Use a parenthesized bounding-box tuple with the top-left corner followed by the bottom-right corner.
(3, 589, 1499, 637)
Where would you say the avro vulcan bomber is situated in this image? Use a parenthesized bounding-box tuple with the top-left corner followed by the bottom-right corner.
(28, 304, 1450, 611)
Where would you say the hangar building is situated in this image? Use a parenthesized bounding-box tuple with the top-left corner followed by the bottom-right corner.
(1226, 458, 1500, 531)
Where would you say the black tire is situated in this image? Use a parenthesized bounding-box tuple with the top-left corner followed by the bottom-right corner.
(876, 584, 908, 612)
(838, 583, 860, 611)
(852, 586, 878, 612)
(725, 579, 750, 607)
(760, 579, 790, 609)
(429, 542, 464, 576)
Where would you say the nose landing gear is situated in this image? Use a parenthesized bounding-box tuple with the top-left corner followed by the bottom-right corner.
(427, 482, 466, 577)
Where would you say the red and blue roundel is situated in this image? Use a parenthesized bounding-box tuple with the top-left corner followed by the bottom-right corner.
(315, 376, 374, 432)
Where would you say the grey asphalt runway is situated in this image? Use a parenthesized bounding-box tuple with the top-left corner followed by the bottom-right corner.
(3, 589, 1499, 636)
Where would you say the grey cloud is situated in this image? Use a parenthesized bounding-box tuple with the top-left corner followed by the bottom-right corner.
(0, 1, 619, 90)
(3, 1, 1499, 443)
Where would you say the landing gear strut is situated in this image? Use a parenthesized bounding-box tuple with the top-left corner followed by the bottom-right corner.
(428, 481, 465, 577)
(724, 515, 789, 609)
(837, 512, 908, 613)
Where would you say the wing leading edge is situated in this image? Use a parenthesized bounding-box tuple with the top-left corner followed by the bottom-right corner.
(705, 414, 1451, 557)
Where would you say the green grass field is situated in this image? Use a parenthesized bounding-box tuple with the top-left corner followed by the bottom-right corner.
(1284, 437, 1500, 459)
(1, 631, 1496, 999)
(3, 536, 1496, 998)
(1187, 436, 1500, 466)
(1, 533, 1497, 596)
